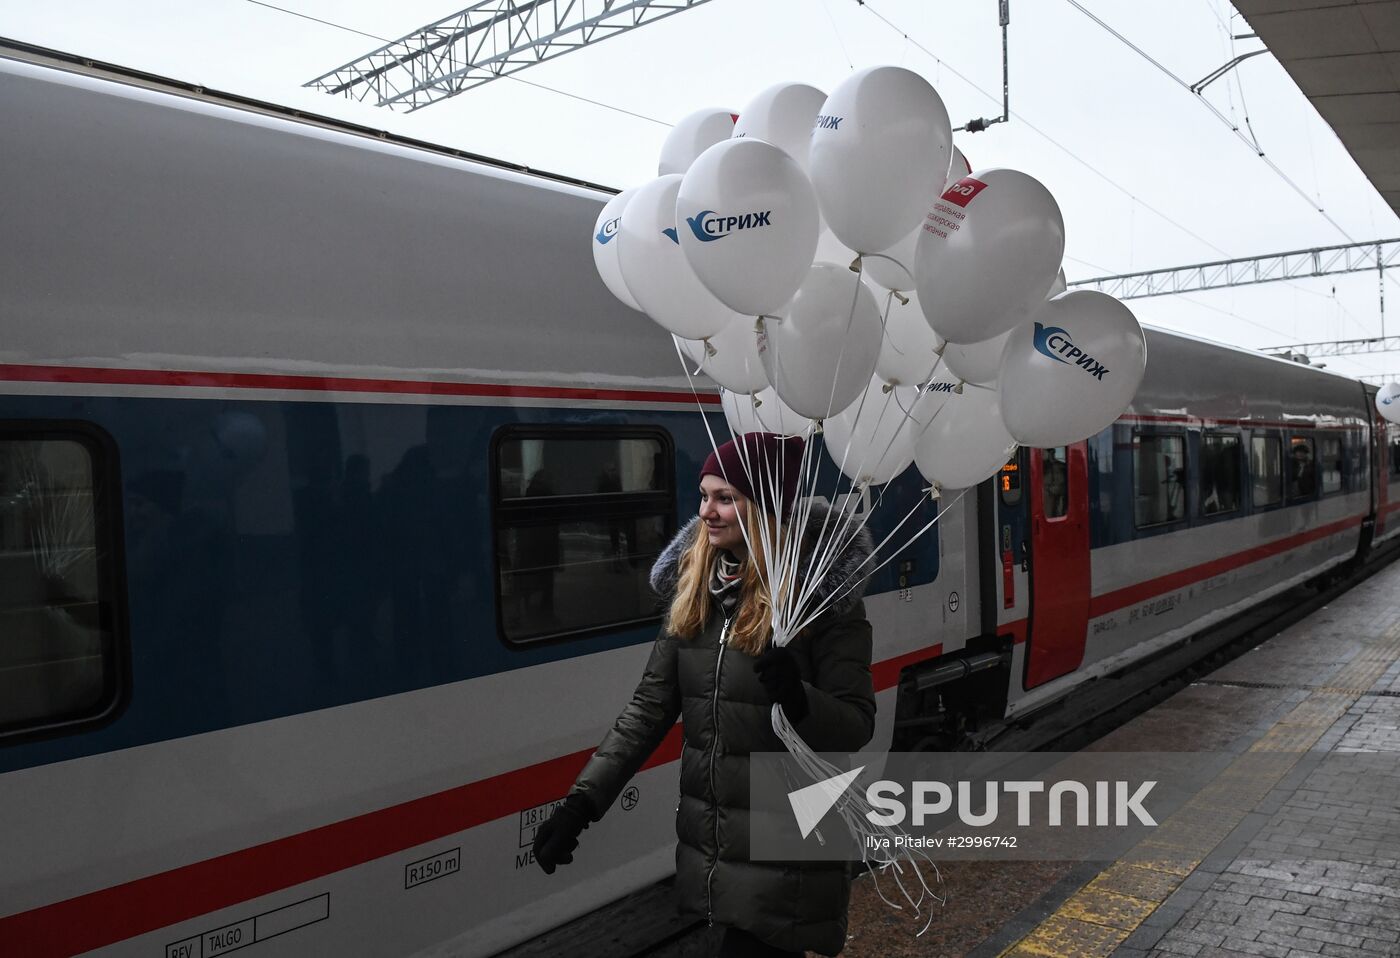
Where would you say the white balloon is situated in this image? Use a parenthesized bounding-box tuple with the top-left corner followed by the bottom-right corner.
(722, 388, 767, 435)
(948, 145, 972, 185)
(998, 290, 1148, 448)
(659, 108, 737, 176)
(876, 293, 943, 387)
(674, 315, 768, 394)
(808, 66, 953, 254)
(677, 138, 820, 316)
(823, 379, 917, 485)
(895, 370, 962, 433)
(758, 265, 883, 420)
(815, 228, 858, 271)
(942, 328, 1011, 385)
(861, 146, 975, 293)
(617, 175, 736, 340)
(914, 167, 1066, 344)
(753, 386, 811, 436)
(861, 235, 918, 292)
(1376, 382, 1400, 424)
(942, 269, 1064, 384)
(732, 82, 826, 171)
(914, 384, 1017, 491)
(591, 188, 643, 311)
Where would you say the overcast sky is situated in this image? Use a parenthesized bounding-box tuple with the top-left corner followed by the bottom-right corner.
(5, 0, 1398, 381)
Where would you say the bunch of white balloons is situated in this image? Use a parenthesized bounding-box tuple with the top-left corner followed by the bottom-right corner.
(591, 65, 1149, 494)
(1379, 383, 1400, 424)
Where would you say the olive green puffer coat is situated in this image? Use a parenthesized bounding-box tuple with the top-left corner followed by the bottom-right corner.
(570, 504, 875, 956)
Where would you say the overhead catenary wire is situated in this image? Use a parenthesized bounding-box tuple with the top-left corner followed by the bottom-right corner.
(1059, 0, 1358, 246)
(854, 1, 1235, 261)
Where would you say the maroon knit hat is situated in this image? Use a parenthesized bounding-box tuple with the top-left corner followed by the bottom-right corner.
(700, 432, 806, 517)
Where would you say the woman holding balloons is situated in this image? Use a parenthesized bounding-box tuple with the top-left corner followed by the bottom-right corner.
(533, 432, 877, 957)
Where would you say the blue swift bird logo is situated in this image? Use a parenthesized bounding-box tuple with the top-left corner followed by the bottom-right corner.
(685, 209, 773, 242)
(661, 227, 679, 244)
(1034, 323, 1109, 380)
(595, 216, 620, 245)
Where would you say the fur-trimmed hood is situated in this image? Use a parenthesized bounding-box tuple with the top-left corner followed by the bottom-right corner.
(649, 499, 875, 617)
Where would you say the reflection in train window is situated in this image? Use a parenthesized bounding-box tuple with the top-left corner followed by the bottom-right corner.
(1251, 436, 1282, 507)
(1041, 447, 1068, 518)
(1286, 436, 1317, 500)
(1132, 433, 1186, 527)
(493, 428, 674, 644)
(1318, 436, 1343, 495)
(1201, 433, 1241, 516)
(0, 433, 123, 739)
(1392, 439, 1400, 477)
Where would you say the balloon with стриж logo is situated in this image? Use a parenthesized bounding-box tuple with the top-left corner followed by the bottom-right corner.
(939, 267, 1066, 386)
(677, 137, 820, 317)
(997, 290, 1148, 448)
(658, 107, 737, 176)
(1377, 382, 1400, 425)
(732, 82, 827, 173)
(808, 66, 952, 255)
(617, 174, 736, 341)
(822, 377, 917, 486)
(914, 167, 1065, 345)
(591, 187, 644, 312)
(758, 264, 882, 421)
(913, 382, 1017, 491)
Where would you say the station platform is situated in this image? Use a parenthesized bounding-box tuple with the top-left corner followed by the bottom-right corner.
(932, 557, 1400, 958)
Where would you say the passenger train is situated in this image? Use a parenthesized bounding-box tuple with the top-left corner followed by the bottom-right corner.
(2, 43, 1398, 958)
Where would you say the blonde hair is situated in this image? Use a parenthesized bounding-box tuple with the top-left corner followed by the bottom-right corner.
(664, 503, 779, 656)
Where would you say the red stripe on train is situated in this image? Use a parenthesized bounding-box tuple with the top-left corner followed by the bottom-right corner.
(1087, 514, 1364, 618)
(0, 643, 934, 955)
(0, 724, 686, 956)
(0, 363, 721, 406)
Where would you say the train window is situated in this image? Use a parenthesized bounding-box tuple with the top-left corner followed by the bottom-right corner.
(1251, 436, 1283, 507)
(1318, 436, 1343, 495)
(0, 432, 124, 739)
(1041, 447, 1068, 518)
(493, 428, 674, 644)
(1286, 437, 1317, 500)
(1132, 433, 1186, 527)
(1392, 439, 1400, 477)
(1200, 433, 1240, 516)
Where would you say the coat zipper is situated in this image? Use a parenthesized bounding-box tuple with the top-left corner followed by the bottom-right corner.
(705, 614, 731, 926)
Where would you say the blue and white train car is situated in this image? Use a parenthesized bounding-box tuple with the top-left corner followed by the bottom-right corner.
(3, 43, 1399, 958)
(0, 46, 955, 958)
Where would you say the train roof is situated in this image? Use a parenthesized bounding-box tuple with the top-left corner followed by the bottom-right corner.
(0, 43, 691, 396)
(0, 36, 619, 197)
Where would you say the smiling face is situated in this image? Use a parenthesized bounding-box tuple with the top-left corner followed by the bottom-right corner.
(699, 474, 749, 556)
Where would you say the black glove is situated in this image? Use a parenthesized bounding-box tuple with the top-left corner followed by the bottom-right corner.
(533, 793, 591, 875)
(754, 644, 810, 723)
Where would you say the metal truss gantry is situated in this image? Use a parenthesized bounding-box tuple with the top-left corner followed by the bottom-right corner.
(1263, 337, 1400, 359)
(1068, 239, 1400, 300)
(306, 0, 714, 112)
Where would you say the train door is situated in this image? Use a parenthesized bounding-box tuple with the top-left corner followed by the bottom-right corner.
(1025, 442, 1090, 688)
(1377, 403, 1390, 539)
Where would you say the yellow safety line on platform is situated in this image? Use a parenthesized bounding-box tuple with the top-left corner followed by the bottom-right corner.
(997, 622, 1400, 957)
